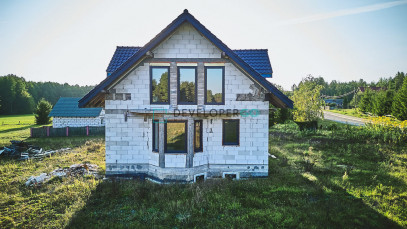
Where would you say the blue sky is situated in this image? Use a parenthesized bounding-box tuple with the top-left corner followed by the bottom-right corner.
(0, 0, 406, 90)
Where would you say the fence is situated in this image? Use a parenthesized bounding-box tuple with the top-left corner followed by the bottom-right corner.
(30, 126, 105, 138)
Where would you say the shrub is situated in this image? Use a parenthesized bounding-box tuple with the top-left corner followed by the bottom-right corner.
(35, 99, 52, 125)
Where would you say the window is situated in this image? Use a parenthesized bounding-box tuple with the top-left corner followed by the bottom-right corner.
(152, 121, 159, 152)
(222, 119, 239, 145)
(194, 120, 203, 152)
(205, 66, 224, 104)
(165, 121, 187, 153)
(178, 67, 197, 104)
(150, 66, 169, 104)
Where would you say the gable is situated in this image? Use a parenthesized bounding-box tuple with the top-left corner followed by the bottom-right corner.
(152, 23, 222, 59)
(79, 9, 293, 109)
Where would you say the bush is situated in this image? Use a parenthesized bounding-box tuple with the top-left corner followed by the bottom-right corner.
(35, 99, 52, 125)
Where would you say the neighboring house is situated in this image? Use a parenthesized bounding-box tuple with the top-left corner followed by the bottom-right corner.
(49, 97, 104, 128)
(324, 99, 343, 108)
(79, 10, 293, 182)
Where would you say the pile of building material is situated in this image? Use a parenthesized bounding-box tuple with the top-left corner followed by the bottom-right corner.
(25, 163, 100, 186)
(0, 140, 70, 160)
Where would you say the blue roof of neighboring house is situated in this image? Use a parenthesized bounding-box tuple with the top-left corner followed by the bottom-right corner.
(49, 97, 102, 117)
(79, 9, 292, 109)
(106, 47, 273, 77)
(324, 99, 344, 104)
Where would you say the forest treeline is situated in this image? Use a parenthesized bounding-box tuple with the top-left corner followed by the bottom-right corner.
(0, 74, 94, 115)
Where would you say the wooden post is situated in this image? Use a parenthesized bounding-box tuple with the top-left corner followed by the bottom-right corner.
(66, 127, 69, 137)
(86, 126, 89, 136)
(47, 126, 50, 137)
(30, 128, 33, 137)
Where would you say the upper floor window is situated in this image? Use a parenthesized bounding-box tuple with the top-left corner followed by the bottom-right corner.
(150, 66, 169, 104)
(205, 66, 225, 105)
(178, 67, 197, 104)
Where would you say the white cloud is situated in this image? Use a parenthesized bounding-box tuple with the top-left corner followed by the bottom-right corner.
(275, 0, 407, 26)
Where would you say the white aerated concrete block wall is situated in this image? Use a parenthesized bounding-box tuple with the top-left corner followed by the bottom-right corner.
(105, 113, 150, 165)
(152, 23, 222, 59)
(52, 117, 104, 128)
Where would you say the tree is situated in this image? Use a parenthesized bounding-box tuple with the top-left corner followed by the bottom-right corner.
(35, 99, 52, 125)
(372, 90, 394, 116)
(292, 76, 325, 122)
(359, 89, 374, 113)
(392, 77, 407, 120)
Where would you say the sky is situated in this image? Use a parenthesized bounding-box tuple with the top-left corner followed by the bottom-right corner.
(0, 0, 406, 90)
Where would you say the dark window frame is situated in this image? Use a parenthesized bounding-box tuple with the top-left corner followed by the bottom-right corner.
(150, 66, 170, 105)
(164, 120, 188, 154)
(194, 120, 203, 152)
(177, 66, 198, 105)
(222, 119, 240, 146)
(152, 120, 159, 152)
(204, 66, 225, 105)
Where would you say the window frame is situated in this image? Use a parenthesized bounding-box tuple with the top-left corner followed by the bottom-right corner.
(164, 120, 188, 154)
(150, 66, 170, 105)
(194, 120, 203, 152)
(222, 119, 240, 146)
(204, 66, 225, 105)
(152, 120, 159, 152)
(177, 66, 198, 105)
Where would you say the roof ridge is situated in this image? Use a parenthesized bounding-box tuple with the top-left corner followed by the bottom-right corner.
(116, 46, 142, 48)
(233, 49, 268, 51)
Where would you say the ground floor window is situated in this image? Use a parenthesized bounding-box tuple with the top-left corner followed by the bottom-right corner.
(152, 120, 159, 152)
(165, 121, 187, 153)
(194, 120, 203, 152)
(223, 119, 239, 145)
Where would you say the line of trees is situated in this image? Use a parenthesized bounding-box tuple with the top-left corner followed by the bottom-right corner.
(0, 74, 94, 115)
(359, 75, 407, 120)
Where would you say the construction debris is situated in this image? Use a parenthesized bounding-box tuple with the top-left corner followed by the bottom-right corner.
(0, 140, 70, 160)
(25, 163, 100, 186)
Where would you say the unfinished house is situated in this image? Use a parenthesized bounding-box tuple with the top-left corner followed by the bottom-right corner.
(79, 10, 293, 182)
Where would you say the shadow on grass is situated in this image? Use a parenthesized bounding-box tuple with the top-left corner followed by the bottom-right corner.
(66, 161, 402, 228)
(0, 124, 37, 134)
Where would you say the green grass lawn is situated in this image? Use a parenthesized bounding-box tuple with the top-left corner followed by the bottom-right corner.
(0, 115, 406, 228)
(327, 108, 369, 119)
(0, 114, 39, 147)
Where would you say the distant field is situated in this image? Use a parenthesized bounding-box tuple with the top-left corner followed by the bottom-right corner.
(0, 114, 40, 147)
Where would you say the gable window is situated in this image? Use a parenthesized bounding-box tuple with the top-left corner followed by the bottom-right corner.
(150, 66, 170, 104)
(178, 67, 197, 104)
(222, 119, 239, 145)
(165, 121, 187, 153)
(205, 66, 225, 105)
(194, 120, 203, 152)
(152, 121, 159, 152)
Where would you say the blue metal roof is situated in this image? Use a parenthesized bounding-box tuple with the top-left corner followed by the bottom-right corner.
(79, 9, 292, 109)
(233, 49, 272, 77)
(106, 47, 272, 77)
(49, 97, 102, 117)
(106, 46, 141, 76)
